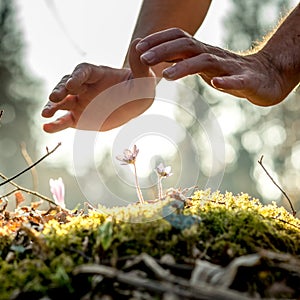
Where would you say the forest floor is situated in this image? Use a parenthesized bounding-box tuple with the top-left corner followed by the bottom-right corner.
(1, 189, 300, 299)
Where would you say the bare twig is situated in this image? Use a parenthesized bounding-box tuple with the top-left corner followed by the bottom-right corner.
(258, 155, 296, 217)
(0, 142, 61, 187)
(20, 142, 39, 201)
(0, 188, 19, 198)
(0, 172, 57, 206)
(0, 110, 3, 121)
(74, 263, 251, 300)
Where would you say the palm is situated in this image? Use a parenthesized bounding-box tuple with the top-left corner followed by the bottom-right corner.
(42, 39, 156, 132)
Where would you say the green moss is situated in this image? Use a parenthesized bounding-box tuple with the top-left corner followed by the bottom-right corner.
(188, 190, 300, 262)
(0, 189, 300, 298)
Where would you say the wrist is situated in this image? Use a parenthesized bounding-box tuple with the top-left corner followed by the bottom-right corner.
(260, 47, 299, 99)
(258, 5, 300, 98)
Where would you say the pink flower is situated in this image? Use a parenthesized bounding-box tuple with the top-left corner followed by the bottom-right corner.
(116, 145, 144, 204)
(49, 177, 65, 208)
(116, 144, 139, 165)
(155, 163, 173, 178)
(155, 163, 173, 200)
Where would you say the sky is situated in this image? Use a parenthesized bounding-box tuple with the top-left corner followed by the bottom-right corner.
(16, 0, 228, 92)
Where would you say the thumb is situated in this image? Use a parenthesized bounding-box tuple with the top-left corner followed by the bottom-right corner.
(211, 75, 247, 91)
(129, 38, 152, 78)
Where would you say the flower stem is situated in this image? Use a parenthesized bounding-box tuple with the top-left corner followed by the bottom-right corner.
(133, 163, 144, 204)
(157, 178, 163, 200)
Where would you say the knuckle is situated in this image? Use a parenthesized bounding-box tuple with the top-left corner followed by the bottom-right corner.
(201, 53, 217, 64)
(76, 62, 90, 69)
(96, 65, 107, 72)
(62, 74, 70, 80)
(73, 62, 94, 76)
(169, 27, 188, 38)
(184, 37, 198, 50)
(95, 65, 108, 78)
(58, 75, 71, 85)
(180, 59, 190, 71)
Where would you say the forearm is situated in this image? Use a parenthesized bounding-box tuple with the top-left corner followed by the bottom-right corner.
(123, 0, 212, 76)
(258, 4, 300, 96)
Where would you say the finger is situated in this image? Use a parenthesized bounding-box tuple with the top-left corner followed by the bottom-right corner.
(41, 95, 77, 117)
(49, 75, 71, 102)
(42, 113, 74, 133)
(50, 63, 104, 102)
(136, 28, 190, 52)
(65, 63, 102, 91)
(41, 101, 55, 117)
(211, 75, 249, 91)
(211, 74, 258, 101)
(162, 54, 232, 80)
(211, 74, 266, 105)
(129, 39, 152, 78)
(67, 64, 127, 95)
(140, 37, 202, 65)
(212, 74, 283, 106)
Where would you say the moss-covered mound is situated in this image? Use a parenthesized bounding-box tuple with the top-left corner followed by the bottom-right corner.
(0, 189, 300, 299)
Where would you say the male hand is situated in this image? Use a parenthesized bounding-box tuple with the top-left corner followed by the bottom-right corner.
(136, 28, 289, 106)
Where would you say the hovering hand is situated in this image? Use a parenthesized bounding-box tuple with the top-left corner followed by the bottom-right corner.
(136, 28, 289, 106)
(42, 39, 156, 132)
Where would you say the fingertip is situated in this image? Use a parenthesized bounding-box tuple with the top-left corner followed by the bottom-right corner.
(42, 120, 66, 134)
(43, 113, 74, 133)
(162, 66, 176, 80)
(131, 38, 143, 55)
(42, 123, 54, 133)
(211, 77, 225, 89)
(132, 38, 142, 45)
(65, 76, 76, 90)
(41, 109, 50, 118)
(129, 39, 151, 78)
(41, 102, 55, 117)
(212, 76, 245, 91)
(49, 90, 62, 102)
(140, 51, 156, 65)
(136, 40, 149, 53)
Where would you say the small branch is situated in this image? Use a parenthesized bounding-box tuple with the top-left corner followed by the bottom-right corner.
(17, 187, 57, 205)
(0, 188, 19, 198)
(258, 155, 296, 217)
(20, 142, 39, 201)
(0, 172, 57, 206)
(0, 142, 61, 187)
(0, 110, 3, 121)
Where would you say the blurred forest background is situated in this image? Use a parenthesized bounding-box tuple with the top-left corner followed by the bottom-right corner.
(0, 0, 299, 213)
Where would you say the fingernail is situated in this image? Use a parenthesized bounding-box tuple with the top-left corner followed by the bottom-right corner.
(214, 77, 224, 83)
(140, 51, 155, 63)
(211, 77, 224, 88)
(43, 103, 52, 111)
(136, 41, 148, 52)
(163, 67, 176, 79)
(49, 92, 59, 102)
